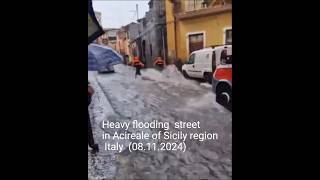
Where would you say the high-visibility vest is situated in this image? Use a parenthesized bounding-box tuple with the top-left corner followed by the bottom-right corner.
(155, 57, 164, 65)
(133, 57, 142, 67)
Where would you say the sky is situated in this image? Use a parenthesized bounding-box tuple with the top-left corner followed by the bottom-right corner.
(92, 0, 150, 29)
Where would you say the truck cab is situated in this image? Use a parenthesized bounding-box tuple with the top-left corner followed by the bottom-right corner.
(212, 46, 232, 111)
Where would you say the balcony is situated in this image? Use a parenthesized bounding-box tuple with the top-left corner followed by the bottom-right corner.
(174, 2, 231, 20)
(173, 0, 231, 12)
(187, 0, 214, 11)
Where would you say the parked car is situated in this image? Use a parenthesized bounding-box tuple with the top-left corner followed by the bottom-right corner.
(182, 45, 232, 84)
(212, 46, 232, 111)
(98, 65, 115, 74)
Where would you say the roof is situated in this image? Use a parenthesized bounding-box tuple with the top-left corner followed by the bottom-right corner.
(124, 22, 138, 28)
(137, 17, 146, 22)
(104, 28, 119, 31)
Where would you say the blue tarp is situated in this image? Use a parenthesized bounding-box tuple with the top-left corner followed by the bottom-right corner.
(88, 44, 123, 71)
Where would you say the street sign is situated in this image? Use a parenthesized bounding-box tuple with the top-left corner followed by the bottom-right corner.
(88, 0, 104, 44)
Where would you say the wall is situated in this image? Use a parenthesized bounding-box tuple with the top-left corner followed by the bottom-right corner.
(116, 30, 129, 57)
(165, 0, 176, 62)
(105, 29, 118, 49)
(127, 23, 139, 41)
(135, 0, 167, 68)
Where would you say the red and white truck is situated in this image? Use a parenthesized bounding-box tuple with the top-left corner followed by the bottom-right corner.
(212, 46, 232, 111)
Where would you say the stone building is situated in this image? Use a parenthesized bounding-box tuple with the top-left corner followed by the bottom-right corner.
(131, 0, 167, 68)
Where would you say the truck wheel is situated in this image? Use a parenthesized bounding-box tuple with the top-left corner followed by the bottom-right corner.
(216, 84, 232, 111)
(204, 72, 212, 84)
(183, 70, 190, 79)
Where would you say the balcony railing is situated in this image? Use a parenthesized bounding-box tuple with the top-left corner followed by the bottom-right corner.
(173, 0, 231, 14)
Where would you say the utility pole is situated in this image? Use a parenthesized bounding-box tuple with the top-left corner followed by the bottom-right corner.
(136, 3, 144, 65)
(136, 4, 139, 21)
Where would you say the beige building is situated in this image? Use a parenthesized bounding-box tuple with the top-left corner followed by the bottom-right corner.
(100, 28, 119, 49)
(115, 27, 130, 63)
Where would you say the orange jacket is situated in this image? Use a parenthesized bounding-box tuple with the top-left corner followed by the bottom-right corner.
(154, 57, 165, 66)
(133, 57, 144, 67)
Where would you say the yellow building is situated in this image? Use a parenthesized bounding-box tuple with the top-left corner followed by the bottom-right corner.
(115, 27, 131, 64)
(166, 0, 232, 62)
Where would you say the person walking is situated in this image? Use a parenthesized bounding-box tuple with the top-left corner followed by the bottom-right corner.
(133, 56, 144, 78)
(88, 82, 99, 153)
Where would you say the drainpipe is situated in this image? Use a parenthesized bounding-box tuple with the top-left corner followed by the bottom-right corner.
(161, 27, 166, 65)
(174, 5, 178, 62)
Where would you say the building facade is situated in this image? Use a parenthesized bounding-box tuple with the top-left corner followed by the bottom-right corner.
(115, 27, 130, 64)
(101, 28, 119, 50)
(125, 22, 140, 63)
(166, 0, 232, 62)
(131, 0, 167, 68)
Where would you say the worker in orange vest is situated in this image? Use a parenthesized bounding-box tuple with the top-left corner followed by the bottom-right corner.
(153, 53, 166, 69)
(133, 56, 144, 78)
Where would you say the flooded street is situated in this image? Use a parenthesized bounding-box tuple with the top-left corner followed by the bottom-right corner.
(88, 65, 232, 180)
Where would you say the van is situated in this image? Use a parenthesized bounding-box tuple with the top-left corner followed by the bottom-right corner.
(182, 45, 232, 83)
(212, 46, 232, 111)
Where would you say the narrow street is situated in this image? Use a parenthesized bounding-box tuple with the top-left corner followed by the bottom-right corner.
(88, 64, 232, 180)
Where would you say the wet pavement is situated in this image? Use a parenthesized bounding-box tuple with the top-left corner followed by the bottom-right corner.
(88, 65, 232, 180)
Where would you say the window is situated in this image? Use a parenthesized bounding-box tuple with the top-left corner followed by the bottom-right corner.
(143, 19, 147, 28)
(189, 34, 203, 43)
(220, 49, 232, 65)
(186, 0, 203, 11)
(108, 31, 117, 37)
(188, 33, 204, 54)
(225, 29, 232, 45)
(149, 0, 153, 8)
(212, 51, 216, 72)
(202, 0, 213, 8)
(108, 36, 116, 41)
(187, 54, 195, 64)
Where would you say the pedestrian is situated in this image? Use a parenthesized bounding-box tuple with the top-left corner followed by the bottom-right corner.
(153, 53, 166, 70)
(133, 56, 144, 78)
(88, 82, 99, 153)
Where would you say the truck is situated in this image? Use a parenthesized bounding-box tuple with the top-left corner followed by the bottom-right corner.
(212, 46, 232, 111)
